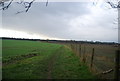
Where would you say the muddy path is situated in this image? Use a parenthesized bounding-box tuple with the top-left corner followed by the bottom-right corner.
(47, 46, 63, 79)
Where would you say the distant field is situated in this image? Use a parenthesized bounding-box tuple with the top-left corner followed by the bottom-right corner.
(2, 39, 96, 79)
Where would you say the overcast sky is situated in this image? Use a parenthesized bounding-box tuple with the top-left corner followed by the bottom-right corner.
(0, 1, 118, 42)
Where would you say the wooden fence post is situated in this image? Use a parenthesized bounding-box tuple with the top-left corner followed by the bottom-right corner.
(76, 43, 77, 55)
(83, 46, 86, 63)
(79, 44, 81, 57)
(115, 50, 119, 81)
(76, 44, 78, 56)
(71, 44, 73, 50)
(90, 48, 95, 68)
(73, 42, 75, 51)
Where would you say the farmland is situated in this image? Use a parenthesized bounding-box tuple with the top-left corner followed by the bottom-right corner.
(2, 39, 96, 79)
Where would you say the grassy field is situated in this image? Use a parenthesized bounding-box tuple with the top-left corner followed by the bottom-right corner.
(2, 39, 96, 79)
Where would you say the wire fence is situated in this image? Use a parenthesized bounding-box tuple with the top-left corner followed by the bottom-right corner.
(66, 43, 119, 79)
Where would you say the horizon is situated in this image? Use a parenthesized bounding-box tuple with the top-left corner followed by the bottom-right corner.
(0, 1, 118, 43)
(1, 36, 118, 43)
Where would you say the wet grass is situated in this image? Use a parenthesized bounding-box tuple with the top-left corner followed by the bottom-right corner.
(2, 39, 97, 79)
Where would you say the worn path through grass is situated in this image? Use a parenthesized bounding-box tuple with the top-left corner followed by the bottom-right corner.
(47, 47, 62, 79)
(2, 40, 97, 79)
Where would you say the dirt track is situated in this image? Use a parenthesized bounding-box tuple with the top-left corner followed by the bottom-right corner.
(47, 47, 62, 79)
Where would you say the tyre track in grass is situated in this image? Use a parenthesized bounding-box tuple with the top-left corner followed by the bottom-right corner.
(48, 45, 97, 79)
(47, 46, 63, 79)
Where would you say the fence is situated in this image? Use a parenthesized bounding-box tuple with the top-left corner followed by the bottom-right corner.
(66, 42, 119, 79)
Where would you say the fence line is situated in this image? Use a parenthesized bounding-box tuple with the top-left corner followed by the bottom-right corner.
(66, 43, 119, 79)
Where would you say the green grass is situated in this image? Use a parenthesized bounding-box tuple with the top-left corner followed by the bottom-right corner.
(52, 46, 96, 79)
(2, 40, 62, 64)
(2, 39, 96, 79)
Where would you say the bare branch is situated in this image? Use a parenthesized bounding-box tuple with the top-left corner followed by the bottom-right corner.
(25, 0, 35, 12)
(46, 0, 48, 7)
(0, 0, 13, 10)
(0, 0, 49, 13)
(107, 1, 120, 8)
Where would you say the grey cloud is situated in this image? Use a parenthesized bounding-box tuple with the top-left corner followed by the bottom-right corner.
(2, 2, 118, 42)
